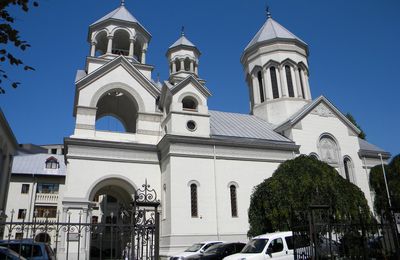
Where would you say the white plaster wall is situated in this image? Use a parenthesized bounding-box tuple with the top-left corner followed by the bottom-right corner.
(253, 98, 309, 124)
(4, 179, 33, 221)
(63, 158, 160, 200)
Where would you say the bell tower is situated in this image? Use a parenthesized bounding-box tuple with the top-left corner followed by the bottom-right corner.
(241, 11, 312, 125)
(166, 29, 201, 85)
(86, 1, 151, 72)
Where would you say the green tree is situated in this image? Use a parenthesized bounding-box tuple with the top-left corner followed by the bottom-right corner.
(0, 0, 38, 94)
(345, 113, 366, 140)
(248, 155, 371, 237)
(369, 154, 400, 219)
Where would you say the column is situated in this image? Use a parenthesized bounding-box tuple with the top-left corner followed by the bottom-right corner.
(141, 42, 148, 64)
(252, 74, 260, 104)
(90, 42, 96, 57)
(194, 64, 198, 75)
(172, 61, 176, 73)
(190, 60, 194, 73)
(263, 68, 271, 100)
(141, 48, 147, 64)
(278, 67, 287, 97)
(304, 71, 311, 99)
(128, 39, 135, 57)
(106, 36, 113, 54)
(292, 66, 300, 98)
(180, 59, 184, 71)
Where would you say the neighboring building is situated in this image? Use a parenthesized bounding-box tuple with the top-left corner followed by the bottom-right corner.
(3, 3, 392, 259)
(0, 109, 18, 217)
(4, 145, 66, 242)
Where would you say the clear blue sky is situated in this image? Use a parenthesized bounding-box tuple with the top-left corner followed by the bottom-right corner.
(1, 0, 399, 157)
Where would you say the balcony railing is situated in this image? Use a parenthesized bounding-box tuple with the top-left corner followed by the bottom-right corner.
(35, 193, 58, 204)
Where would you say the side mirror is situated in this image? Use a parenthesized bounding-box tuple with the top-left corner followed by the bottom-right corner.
(266, 247, 273, 255)
(199, 249, 204, 254)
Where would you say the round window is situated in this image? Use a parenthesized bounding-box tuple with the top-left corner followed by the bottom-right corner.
(186, 120, 197, 131)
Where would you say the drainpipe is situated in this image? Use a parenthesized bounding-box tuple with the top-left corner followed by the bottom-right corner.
(213, 145, 220, 240)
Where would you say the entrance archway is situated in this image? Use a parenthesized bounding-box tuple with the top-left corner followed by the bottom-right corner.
(88, 178, 136, 259)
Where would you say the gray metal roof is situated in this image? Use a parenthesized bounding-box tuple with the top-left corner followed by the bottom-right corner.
(209, 110, 291, 142)
(245, 17, 307, 51)
(358, 138, 387, 153)
(12, 153, 66, 176)
(169, 35, 196, 49)
(91, 5, 139, 26)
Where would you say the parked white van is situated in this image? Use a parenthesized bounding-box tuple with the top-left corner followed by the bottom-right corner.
(223, 231, 295, 260)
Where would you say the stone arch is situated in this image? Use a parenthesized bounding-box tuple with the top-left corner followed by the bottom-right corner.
(94, 88, 139, 133)
(86, 175, 137, 202)
(298, 61, 309, 75)
(343, 155, 355, 183)
(110, 27, 133, 38)
(90, 82, 146, 112)
(187, 179, 200, 187)
(281, 58, 298, 69)
(263, 59, 280, 70)
(178, 92, 203, 108)
(93, 30, 109, 56)
(112, 28, 131, 56)
(317, 133, 341, 165)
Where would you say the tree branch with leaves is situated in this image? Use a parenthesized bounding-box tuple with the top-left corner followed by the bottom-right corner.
(0, 0, 38, 94)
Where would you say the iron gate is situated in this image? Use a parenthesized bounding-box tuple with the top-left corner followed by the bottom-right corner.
(0, 180, 160, 260)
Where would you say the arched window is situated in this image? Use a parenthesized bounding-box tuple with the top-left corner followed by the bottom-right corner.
(298, 68, 306, 99)
(184, 58, 191, 71)
(190, 184, 198, 217)
(343, 157, 354, 182)
(230, 185, 238, 217)
(175, 59, 181, 72)
(45, 157, 59, 169)
(319, 135, 340, 165)
(270, 67, 279, 99)
(285, 65, 295, 97)
(309, 153, 319, 160)
(257, 71, 265, 102)
(182, 96, 197, 111)
(112, 30, 130, 56)
(94, 31, 108, 57)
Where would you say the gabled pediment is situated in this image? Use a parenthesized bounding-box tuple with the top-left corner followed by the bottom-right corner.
(169, 75, 212, 98)
(275, 95, 361, 135)
(76, 56, 160, 97)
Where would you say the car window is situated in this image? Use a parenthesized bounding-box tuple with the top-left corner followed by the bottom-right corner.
(267, 238, 284, 253)
(205, 244, 225, 254)
(242, 239, 268, 253)
(285, 236, 294, 250)
(235, 243, 245, 252)
(7, 244, 42, 257)
(185, 243, 205, 252)
(202, 242, 218, 251)
(224, 244, 235, 255)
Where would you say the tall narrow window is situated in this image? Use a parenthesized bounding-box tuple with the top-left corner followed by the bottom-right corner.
(344, 157, 354, 182)
(230, 185, 238, 217)
(298, 68, 306, 99)
(270, 67, 279, 99)
(257, 71, 265, 102)
(285, 65, 295, 97)
(190, 184, 198, 217)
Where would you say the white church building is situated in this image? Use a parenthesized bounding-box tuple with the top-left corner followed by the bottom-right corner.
(4, 2, 391, 259)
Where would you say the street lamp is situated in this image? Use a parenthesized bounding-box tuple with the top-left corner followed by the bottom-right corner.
(378, 153, 392, 209)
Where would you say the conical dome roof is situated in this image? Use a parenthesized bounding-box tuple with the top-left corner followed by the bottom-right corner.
(244, 17, 307, 52)
(90, 5, 150, 36)
(169, 35, 196, 49)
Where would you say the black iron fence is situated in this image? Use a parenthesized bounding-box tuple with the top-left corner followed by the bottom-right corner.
(292, 206, 400, 260)
(0, 181, 160, 260)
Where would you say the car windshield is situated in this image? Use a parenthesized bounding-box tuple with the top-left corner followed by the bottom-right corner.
(241, 239, 269, 253)
(185, 243, 205, 252)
